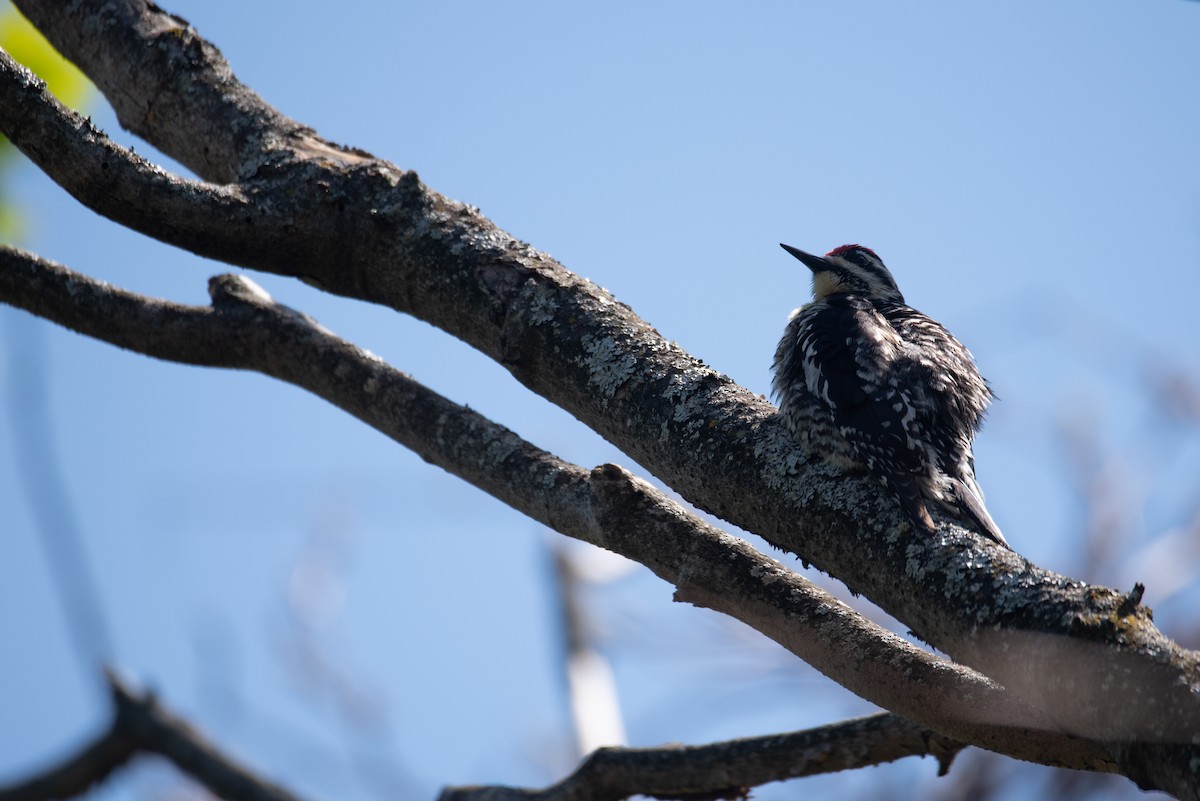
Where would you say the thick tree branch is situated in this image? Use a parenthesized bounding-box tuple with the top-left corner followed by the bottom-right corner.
(3, 2, 1200, 793)
(9, 0, 366, 183)
(0, 51, 351, 275)
(439, 714, 965, 801)
(0, 245, 1080, 766)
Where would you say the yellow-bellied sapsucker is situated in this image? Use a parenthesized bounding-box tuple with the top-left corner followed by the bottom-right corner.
(771, 243, 1009, 549)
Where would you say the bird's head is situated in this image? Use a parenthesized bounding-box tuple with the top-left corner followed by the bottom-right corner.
(781, 243, 904, 304)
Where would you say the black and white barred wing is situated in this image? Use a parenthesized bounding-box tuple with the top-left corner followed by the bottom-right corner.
(791, 296, 937, 532)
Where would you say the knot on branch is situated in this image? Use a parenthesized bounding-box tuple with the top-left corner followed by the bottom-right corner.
(1118, 582, 1146, 617)
(209, 273, 274, 308)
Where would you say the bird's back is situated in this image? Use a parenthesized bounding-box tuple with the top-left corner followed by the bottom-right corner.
(879, 302, 992, 479)
(773, 242, 1008, 548)
(774, 295, 1007, 547)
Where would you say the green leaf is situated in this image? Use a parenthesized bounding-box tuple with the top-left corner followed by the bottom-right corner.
(0, 1, 93, 109)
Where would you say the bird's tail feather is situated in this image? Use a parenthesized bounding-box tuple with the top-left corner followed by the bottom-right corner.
(884, 472, 1010, 550)
(943, 477, 1010, 550)
(885, 473, 937, 535)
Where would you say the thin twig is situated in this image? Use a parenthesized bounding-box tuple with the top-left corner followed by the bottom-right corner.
(0, 673, 311, 801)
(107, 674, 307, 801)
(3, 314, 114, 677)
(439, 714, 964, 801)
(0, 707, 135, 801)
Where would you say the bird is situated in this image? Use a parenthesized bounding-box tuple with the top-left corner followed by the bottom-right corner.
(771, 243, 1009, 549)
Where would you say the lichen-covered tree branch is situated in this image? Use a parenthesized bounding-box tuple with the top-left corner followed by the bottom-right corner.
(1, 1, 1198, 798)
(0, 246, 1059, 757)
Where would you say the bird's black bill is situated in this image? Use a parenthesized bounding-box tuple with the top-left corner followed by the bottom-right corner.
(780, 243, 829, 273)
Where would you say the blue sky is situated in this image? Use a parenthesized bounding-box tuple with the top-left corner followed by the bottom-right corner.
(2, 2, 1199, 799)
